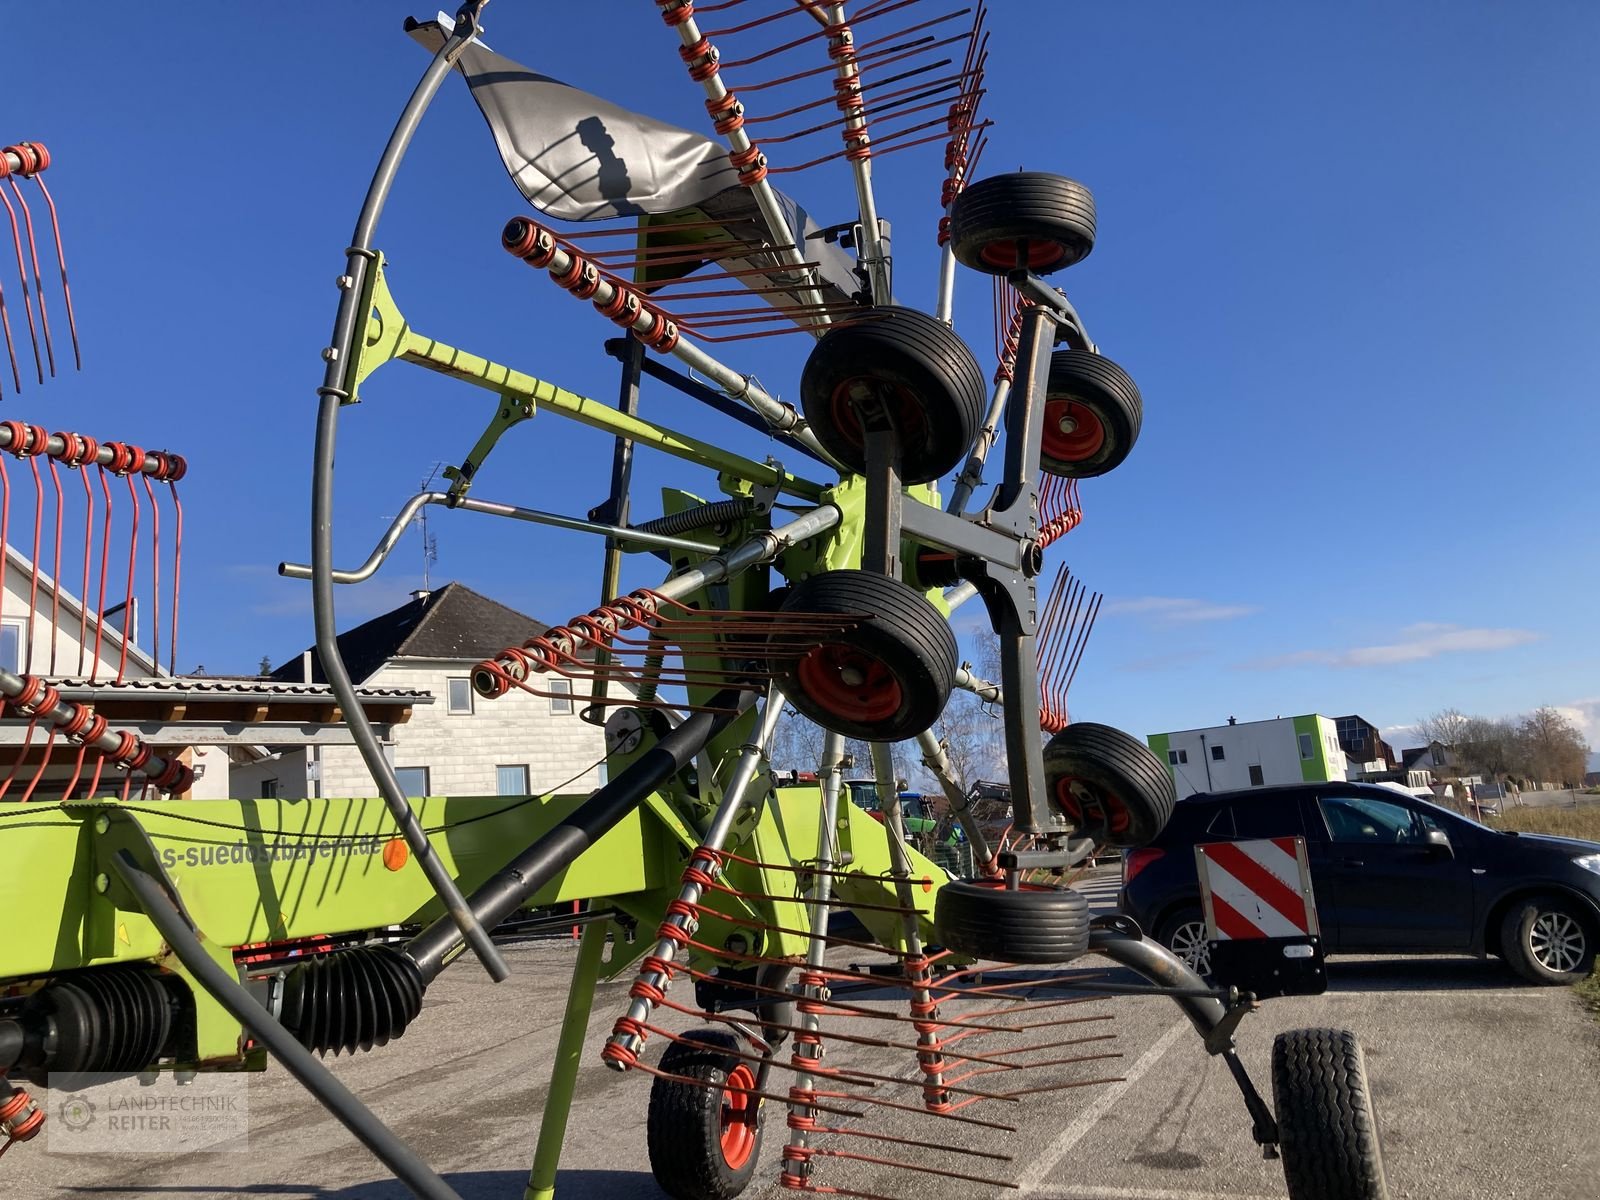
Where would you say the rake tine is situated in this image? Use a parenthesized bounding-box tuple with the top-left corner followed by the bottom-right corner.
(0, 264, 16, 394)
(0, 184, 42, 385)
(30, 172, 79, 370)
(6, 178, 54, 378)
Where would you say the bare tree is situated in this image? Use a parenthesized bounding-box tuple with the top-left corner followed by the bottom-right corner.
(1458, 716, 1523, 782)
(1414, 708, 1473, 778)
(767, 703, 827, 774)
(925, 689, 1004, 795)
(1519, 707, 1589, 787)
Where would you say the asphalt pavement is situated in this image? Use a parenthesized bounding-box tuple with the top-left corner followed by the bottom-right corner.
(12, 870, 1600, 1200)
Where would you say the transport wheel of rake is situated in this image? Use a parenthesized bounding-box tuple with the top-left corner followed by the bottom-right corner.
(1272, 1028, 1391, 1200)
(1039, 349, 1142, 479)
(1042, 722, 1175, 847)
(1157, 905, 1213, 978)
(1499, 893, 1596, 985)
(648, 1030, 764, 1200)
(772, 570, 957, 741)
(948, 172, 1097, 276)
(799, 306, 986, 485)
(934, 879, 1091, 964)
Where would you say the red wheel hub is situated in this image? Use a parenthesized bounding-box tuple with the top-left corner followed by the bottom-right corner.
(796, 643, 903, 723)
(719, 1063, 759, 1169)
(1041, 399, 1106, 463)
(978, 237, 1069, 271)
(828, 379, 927, 451)
(1053, 777, 1131, 835)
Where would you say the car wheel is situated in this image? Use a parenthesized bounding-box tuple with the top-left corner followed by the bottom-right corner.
(1272, 1027, 1390, 1200)
(1157, 906, 1212, 977)
(1499, 893, 1596, 985)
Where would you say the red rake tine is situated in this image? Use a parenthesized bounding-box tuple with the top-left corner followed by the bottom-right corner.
(0, 266, 16, 394)
(30, 171, 81, 370)
(6, 178, 54, 378)
(0, 184, 41, 385)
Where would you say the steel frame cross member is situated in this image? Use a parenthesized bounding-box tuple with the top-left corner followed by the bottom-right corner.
(856, 292, 1060, 835)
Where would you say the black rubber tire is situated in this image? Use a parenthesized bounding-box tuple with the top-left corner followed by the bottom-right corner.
(948, 172, 1097, 277)
(1498, 893, 1596, 985)
(799, 306, 985, 485)
(1155, 905, 1213, 978)
(934, 879, 1091, 964)
(1039, 350, 1142, 479)
(1272, 1028, 1390, 1200)
(1041, 722, 1175, 848)
(772, 570, 957, 742)
(647, 1030, 764, 1200)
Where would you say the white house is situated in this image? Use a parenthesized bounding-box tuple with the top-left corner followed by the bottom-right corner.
(237, 583, 613, 800)
(1148, 714, 1349, 800)
(0, 546, 429, 801)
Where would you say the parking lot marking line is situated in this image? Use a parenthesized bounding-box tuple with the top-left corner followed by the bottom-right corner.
(1015, 1019, 1186, 1195)
(1032, 1186, 1282, 1200)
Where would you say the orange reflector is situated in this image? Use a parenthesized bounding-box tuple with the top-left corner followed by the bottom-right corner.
(382, 838, 409, 872)
(920, 876, 933, 893)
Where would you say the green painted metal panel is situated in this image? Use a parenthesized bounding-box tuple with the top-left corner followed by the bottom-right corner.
(1148, 732, 1174, 783)
(1292, 714, 1329, 782)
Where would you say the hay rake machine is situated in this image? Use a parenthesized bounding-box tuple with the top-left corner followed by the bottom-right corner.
(0, 5, 1390, 1199)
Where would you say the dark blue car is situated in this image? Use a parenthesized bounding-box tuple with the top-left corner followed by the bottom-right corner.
(1120, 782, 1600, 984)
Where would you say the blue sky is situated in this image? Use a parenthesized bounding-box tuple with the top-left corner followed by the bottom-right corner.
(6, 4, 1597, 751)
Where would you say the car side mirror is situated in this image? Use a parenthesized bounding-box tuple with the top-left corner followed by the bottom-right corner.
(1425, 828, 1453, 858)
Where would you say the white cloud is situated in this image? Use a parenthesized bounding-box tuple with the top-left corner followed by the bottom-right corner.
(1552, 699, 1600, 751)
(1241, 623, 1540, 671)
(1103, 596, 1260, 624)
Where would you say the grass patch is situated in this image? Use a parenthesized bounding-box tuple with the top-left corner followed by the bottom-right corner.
(1485, 807, 1600, 842)
(1578, 967, 1600, 1019)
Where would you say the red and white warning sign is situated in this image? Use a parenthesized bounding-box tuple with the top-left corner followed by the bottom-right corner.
(1196, 836, 1320, 941)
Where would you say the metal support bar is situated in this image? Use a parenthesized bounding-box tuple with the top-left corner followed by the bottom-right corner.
(946, 377, 1011, 516)
(1008, 270, 1094, 351)
(861, 427, 903, 579)
(825, 3, 893, 305)
(785, 730, 846, 1176)
(524, 918, 612, 1200)
(914, 729, 995, 870)
(967, 303, 1056, 834)
(953, 665, 1001, 705)
(279, 492, 718, 584)
(406, 687, 755, 981)
(604, 338, 830, 468)
(1085, 926, 1228, 1043)
(590, 340, 642, 720)
(872, 742, 947, 1105)
(110, 850, 463, 1200)
(309, 3, 506, 982)
(605, 689, 786, 1066)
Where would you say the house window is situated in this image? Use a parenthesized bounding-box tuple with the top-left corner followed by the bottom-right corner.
(1298, 732, 1314, 760)
(260, 778, 278, 799)
(1248, 764, 1265, 786)
(394, 766, 430, 798)
(447, 678, 474, 715)
(1326, 734, 1338, 756)
(1167, 748, 1188, 765)
(548, 678, 574, 715)
(1210, 744, 1225, 761)
(0, 620, 21, 673)
(496, 765, 530, 796)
